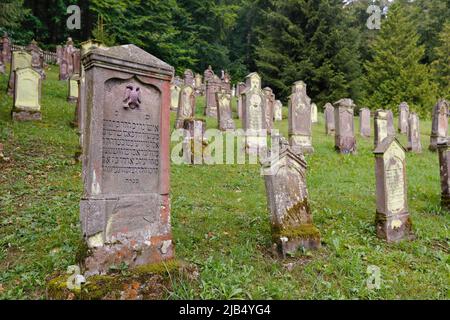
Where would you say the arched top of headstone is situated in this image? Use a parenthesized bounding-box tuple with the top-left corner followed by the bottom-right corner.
(245, 72, 261, 89)
(334, 98, 356, 109)
(292, 81, 307, 94)
(399, 102, 409, 110)
(373, 136, 406, 154)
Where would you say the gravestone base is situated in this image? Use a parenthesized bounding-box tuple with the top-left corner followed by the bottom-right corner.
(67, 96, 78, 104)
(289, 135, 314, 154)
(335, 137, 357, 154)
(429, 136, 439, 152)
(274, 224, 321, 258)
(12, 110, 41, 121)
(375, 212, 414, 243)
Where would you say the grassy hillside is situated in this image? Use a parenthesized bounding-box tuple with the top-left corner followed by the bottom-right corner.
(0, 67, 448, 300)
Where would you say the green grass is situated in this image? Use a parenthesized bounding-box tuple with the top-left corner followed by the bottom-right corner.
(0, 66, 449, 300)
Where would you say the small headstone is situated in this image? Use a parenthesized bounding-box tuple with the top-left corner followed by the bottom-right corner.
(262, 138, 321, 257)
(184, 69, 194, 86)
(175, 85, 196, 129)
(288, 81, 314, 154)
(374, 110, 389, 149)
(311, 103, 318, 124)
(236, 82, 246, 119)
(216, 89, 235, 131)
(429, 99, 449, 152)
(67, 74, 80, 103)
(407, 113, 422, 153)
(1, 32, 11, 63)
(437, 138, 450, 210)
(324, 103, 335, 135)
(274, 100, 283, 121)
(374, 136, 413, 242)
(12, 67, 42, 121)
(170, 84, 181, 111)
(80, 44, 174, 275)
(334, 98, 356, 154)
(386, 110, 396, 137)
(359, 108, 371, 138)
(182, 119, 206, 165)
(26, 40, 46, 79)
(263, 87, 275, 132)
(398, 102, 409, 134)
(7, 51, 32, 95)
(205, 75, 222, 118)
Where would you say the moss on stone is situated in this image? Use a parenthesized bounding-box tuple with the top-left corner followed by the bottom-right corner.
(273, 224, 321, 241)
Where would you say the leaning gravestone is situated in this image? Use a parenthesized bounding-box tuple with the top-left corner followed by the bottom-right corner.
(311, 103, 318, 124)
(12, 67, 42, 121)
(374, 110, 389, 149)
(398, 102, 409, 134)
(429, 99, 449, 152)
(2, 32, 11, 63)
(175, 85, 196, 129)
(263, 87, 275, 132)
(170, 84, 181, 112)
(437, 139, 450, 210)
(26, 40, 46, 79)
(334, 98, 356, 154)
(374, 136, 413, 242)
(324, 103, 335, 135)
(386, 110, 396, 137)
(274, 100, 283, 121)
(359, 108, 371, 138)
(205, 75, 222, 118)
(288, 81, 314, 154)
(7, 50, 32, 95)
(67, 74, 80, 103)
(407, 113, 422, 153)
(216, 89, 235, 131)
(80, 44, 174, 275)
(262, 138, 320, 257)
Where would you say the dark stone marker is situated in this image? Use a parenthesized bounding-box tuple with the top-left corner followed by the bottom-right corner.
(374, 136, 413, 242)
(205, 75, 222, 118)
(334, 98, 356, 154)
(437, 138, 450, 210)
(374, 110, 389, 149)
(407, 112, 422, 153)
(216, 89, 235, 131)
(359, 107, 371, 138)
(398, 102, 409, 134)
(324, 103, 335, 135)
(80, 44, 174, 276)
(0, 51, 4, 74)
(175, 85, 196, 129)
(429, 99, 449, 152)
(262, 138, 320, 257)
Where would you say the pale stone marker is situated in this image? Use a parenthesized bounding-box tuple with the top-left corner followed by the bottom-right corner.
(374, 136, 413, 242)
(216, 89, 235, 131)
(263, 87, 275, 132)
(8, 51, 32, 95)
(288, 81, 314, 154)
(374, 110, 389, 149)
(175, 85, 196, 129)
(67, 74, 80, 103)
(182, 119, 206, 165)
(274, 100, 283, 121)
(386, 110, 396, 137)
(184, 69, 194, 86)
(80, 44, 174, 275)
(262, 138, 320, 257)
(1, 32, 11, 63)
(407, 113, 422, 153)
(311, 103, 318, 124)
(170, 84, 181, 111)
(334, 98, 356, 154)
(236, 82, 246, 119)
(359, 108, 371, 138)
(437, 139, 450, 210)
(205, 75, 222, 118)
(12, 67, 42, 121)
(429, 99, 449, 152)
(324, 103, 335, 135)
(398, 102, 409, 134)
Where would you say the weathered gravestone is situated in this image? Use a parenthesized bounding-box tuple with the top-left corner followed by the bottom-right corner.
(262, 138, 320, 257)
(311, 103, 318, 124)
(12, 67, 42, 121)
(80, 44, 174, 275)
(170, 84, 181, 112)
(0, 52, 4, 74)
(437, 139, 450, 210)
(429, 99, 449, 152)
(182, 119, 206, 165)
(175, 85, 196, 129)
(236, 82, 246, 119)
(288, 81, 314, 154)
(386, 110, 396, 137)
(374, 110, 389, 149)
(72, 50, 81, 75)
(67, 74, 80, 103)
(274, 100, 283, 121)
(334, 98, 356, 154)
(263, 87, 275, 132)
(7, 51, 32, 95)
(204, 65, 214, 84)
(324, 103, 335, 135)
(26, 40, 45, 79)
(221, 71, 231, 91)
(205, 75, 222, 118)
(1, 32, 11, 63)
(216, 89, 235, 131)
(184, 69, 194, 86)
(374, 136, 413, 242)
(398, 102, 409, 134)
(359, 108, 371, 138)
(59, 37, 76, 81)
(407, 113, 422, 153)
(195, 73, 202, 89)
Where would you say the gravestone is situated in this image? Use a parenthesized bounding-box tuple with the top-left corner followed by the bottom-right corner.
(241, 72, 267, 152)
(56, 45, 63, 65)
(236, 82, 246, 119)
(221, 71, 231, 91)
(263, 87, 275, 132)
(374, 136, 413, 242)
(398, 102, 409, 134)
(1, 32, 11, 63)
(437, 139, 450, 210)
(288, 81, 314, 154)
(205, 75, 221, 118)
(262, 138, 320, 257)
(204, 65, 214, 83)
(182, 119, 206, 165)
(407, 113, 422, 153)
(216, 89, 235, 131)
(60, 37, 76, 80)
(429, 99, 449, 152)
(67, 74, 80, 103)
(170, 84, 181, 111)
(175, 85, 196, 129)
(80, 44, 174, 275)
(184, 69, 194, 86)
(334, 98, 356, 154)
(12, 67, 42, 121)
(359, 108, 371, 138)
(274, 100, 283, 121)
(324, 103, 335, 135)
(26, 40, 45, 79)
(72, 50, 81, 75)
(311, 103, 318, 124)
(0, 52, 4, 74)
(7, 51, 32, 95)
(195, 73, 202, 90)
(374, 110, 389, 149)
(386, 110, 395, 137)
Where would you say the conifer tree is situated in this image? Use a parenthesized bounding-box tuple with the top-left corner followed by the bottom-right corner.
(432, 22, 450, 99)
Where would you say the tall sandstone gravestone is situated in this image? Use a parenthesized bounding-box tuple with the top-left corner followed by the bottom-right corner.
(324, 103, 335, 135)
(374, 136, 413, 242)
(437, 139, 450, 210)
(398, 102, 409, 134)
(429, 99, 449, 152)
(59, 37, 76, 81)
(374, 110, 389, 149)
(216, 89, 235, 131)
(262, 138, 321, 257)
(12, 67, 42, 121)
(386, 110, 396, 137)
(1, 32, 11, 63)
(334, 99, 356, 154)
(7, 51, 32, 95)
(359, 108, 371, 138)
(274, 100, 283, 121)
(170, 84, 181, 112)
(80, 45, 174, 275)
(288, 81, 314, 154)
(263, 87, 275, 132)
(205, 75, 222, 118)
(175, 85, 196, 129)
(407, 113, 422, 153)
(27, 40, 46, 79)
(311, 103, 318, 124)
